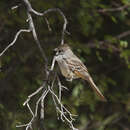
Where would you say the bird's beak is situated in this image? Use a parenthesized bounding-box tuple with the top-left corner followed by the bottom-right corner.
(54, 48, 59, 55)
(54, 48, 58, 52)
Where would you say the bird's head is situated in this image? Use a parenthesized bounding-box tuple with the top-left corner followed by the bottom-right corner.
(54, 44, 71, 55)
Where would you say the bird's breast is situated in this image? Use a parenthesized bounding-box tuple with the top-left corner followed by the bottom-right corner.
(55, 55, 71, 78)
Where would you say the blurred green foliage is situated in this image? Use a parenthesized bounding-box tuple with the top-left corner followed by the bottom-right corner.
(0, 0, 130, 130)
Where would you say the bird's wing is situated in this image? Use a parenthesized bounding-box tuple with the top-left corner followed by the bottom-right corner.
(65, 55, 107, 101)
(65, 55, 89, 73)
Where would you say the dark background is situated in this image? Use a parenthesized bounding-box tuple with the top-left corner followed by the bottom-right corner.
(0, 0, 130, 130)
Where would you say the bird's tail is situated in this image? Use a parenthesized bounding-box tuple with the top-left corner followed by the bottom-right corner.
(74, 70, 106, 101)
(88, 77, 107, 102)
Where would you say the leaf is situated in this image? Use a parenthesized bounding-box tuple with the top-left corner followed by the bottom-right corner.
(96, 51, 103, 62)
(120, 40, 128, 48)
(72, 83, 83, 97)
(120, 50, 130, 66)
(111, 16, 117, 23)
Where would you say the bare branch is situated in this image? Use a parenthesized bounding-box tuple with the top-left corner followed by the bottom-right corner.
(23, 0, 67, 45)
(1, 0, 68, 57)
(0, 29, 30, 57)
(17, 86, 49, 130)
(1, 0, 77, 130)
(116, 30, 130, 39)
(87, 30, 130, 53)
(48, 85, 78, 130)
(11, 4, 21, 10)
(23, 86, 43, 106)
(50, 56, 56, 71)
(18, 75, 78, 130)
(51, 72, 60, 118)
(22, 0, 43, 16)
(23, 0, 48, 64)
(33, 8, 68, 45)
(98, 4, 130, 13)
(40, 96, 45, 119)
(27, 103, 34, 117)
(45, 17, 52, 32)
(35, 89, 49, 117)
(87, 40, 121, 52)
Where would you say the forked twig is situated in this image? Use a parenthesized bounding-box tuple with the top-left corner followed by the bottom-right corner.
(48, 85, 78, 130)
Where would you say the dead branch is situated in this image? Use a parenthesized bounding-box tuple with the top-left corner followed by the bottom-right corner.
(0, 0, 78, 130)
(0, 0, 68, 58)
(22, 0, 68, 45)
(98, 4, 130, 13)
(0, 29, 30, 57)
(87, 30, 130, 53)
(116, 30, 130, 40)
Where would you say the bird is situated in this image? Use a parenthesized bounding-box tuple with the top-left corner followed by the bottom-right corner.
(54, 44, 107, 101)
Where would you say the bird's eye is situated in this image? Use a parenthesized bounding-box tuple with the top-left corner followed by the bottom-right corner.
(59, 50, 62, 53)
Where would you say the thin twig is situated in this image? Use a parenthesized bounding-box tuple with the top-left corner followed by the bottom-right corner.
(11, 4, 21, 10)
(0, 29, 30, 57)
(17, 87, 49, 129)
(35, 89, 49, 117)
(45, 17, 52, 32)
(23, 0, 68, 45)
(98, 4, 130, 13)
(48, 85, 78, 130)
(51, 72, 60, 119)
(40, 8, 68, 44)
(23, 0, 48, 64)
(50, 56, 56, 71)
(41, 97, 45, 119)
(57, 76, 64, 121)
(116, 30, 130, 39)
(87, 30, 130, 53)
(23, 86, 43, 106)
